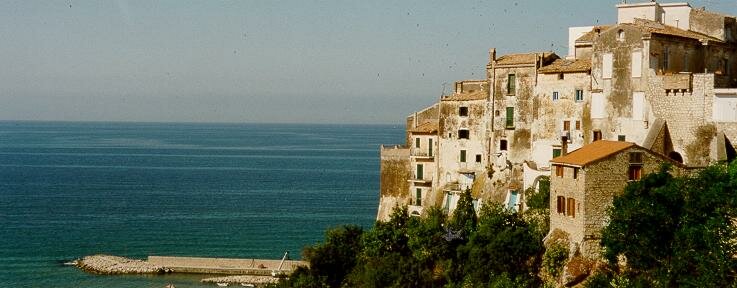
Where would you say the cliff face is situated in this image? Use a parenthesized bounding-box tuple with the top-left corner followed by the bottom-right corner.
(377, 145, 410, 221)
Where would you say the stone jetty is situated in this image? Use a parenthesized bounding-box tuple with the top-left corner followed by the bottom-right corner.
(201, 275, 279, 287)
(76, 255, 172, 274)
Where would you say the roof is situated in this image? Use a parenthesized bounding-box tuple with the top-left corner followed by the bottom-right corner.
(538, 58, 591, 74)
(409, 121, 438, 134)
(495, 52, 556, 66)
(551, 140, 635, 167)
(441, 90, 486, 101)
(575, 25, 612, 43)
(626, 19, 723, 43)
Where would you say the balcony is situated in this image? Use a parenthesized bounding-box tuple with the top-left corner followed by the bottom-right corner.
(411, 150, 435, 159)
(408, 175, 432, 184)
(408, 205, 424, 217)
(662, 73, 692, 92)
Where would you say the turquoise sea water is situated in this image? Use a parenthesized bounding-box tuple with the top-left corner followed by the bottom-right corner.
(0, 121, 403, 287)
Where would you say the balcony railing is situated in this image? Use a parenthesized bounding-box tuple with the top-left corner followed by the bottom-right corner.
(662, 73, 692, 91)
(409, 175, 432, 183)
(411, 150, 434, 158)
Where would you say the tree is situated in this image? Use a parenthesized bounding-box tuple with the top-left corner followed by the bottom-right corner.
(459, 203, 543, 287)
(449, 188, 477, 238)
(601, 163, 737, 287)
(525, 176, 550, 211)
(298, 225, 363, 288)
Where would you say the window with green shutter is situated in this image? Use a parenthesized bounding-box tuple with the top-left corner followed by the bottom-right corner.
(507, 74, 516, 94)
(460, 150, 466, 163)
(505, 107, 514, 129)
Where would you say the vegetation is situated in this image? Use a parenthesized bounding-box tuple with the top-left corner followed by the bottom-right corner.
(277, 162, 737, 288)
(597, 162, 737, 287)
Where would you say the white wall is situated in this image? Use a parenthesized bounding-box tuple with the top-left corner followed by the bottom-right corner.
(568, 26, 594, 59)
(661, 3, 692, 29)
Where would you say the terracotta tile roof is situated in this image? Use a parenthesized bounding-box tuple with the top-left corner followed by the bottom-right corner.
(441, 90, 486, 101)
(575, 25, 612, 43)
(409, 121, 438, 134)
(551, 140, 635, 167)
(495, 52, 556, 66)
(538, 58, 591, 74)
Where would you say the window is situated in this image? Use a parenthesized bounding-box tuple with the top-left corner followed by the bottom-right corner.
(558, 73, 564, 80)
(505, 107, 515, 128)
(618, 135, 626, 141)
(628, 165, 642, 181)
(552, 91, 559, 101)
(593, 130, 602, 141)
(459, 106, 469, 116)
(573, 168, 579, 179)
(556, 196, 566, 214)
(575, 120, 581, 130)
(460, 150, 466, 163)
(575, 89, 584, 102)
(631, 50, 642, 77)
(602, 53, 613, 79)
(683, 52, 689, 72)
(500, 139, 508, 151)
(591, 92, 605, 119)
(415, 138, 420, 148)
(507, 190, 519, 211)
(723, 59, 730, 76)
(567, 198, 576, 217)
(415, 188, 422, 206)
(555, 165, 564, 177)
(662, 47, 670, 70)
(475, 154, 482, 163)
(563, 120, 570, 131)
(428, 139, 433, 157)
(632, 91, 644, 121)
(416, 164, 423, 180)
(629, 152, 643, 181)
(458, 129, 469, 139)
(629, 152, 643, 164)
(553, 148, 562, 158)
(617, 29, 625, 41)
(507, 74, 516, 94)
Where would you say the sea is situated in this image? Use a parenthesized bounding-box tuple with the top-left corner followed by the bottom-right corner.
(0, 121, 404, 288)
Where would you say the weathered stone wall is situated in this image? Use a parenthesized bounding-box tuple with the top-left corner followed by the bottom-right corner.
(580, 146, 687, 258)
(549, 164, 587, 255)
(531, 72, 591, 168)
(406, 104, 439, 146)
(436, 98, 488, 212)
(377, 145, 411, 221)
(690, 8, 727, 41)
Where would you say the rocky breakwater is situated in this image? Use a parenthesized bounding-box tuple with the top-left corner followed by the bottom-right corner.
(75, 255, 172, 274)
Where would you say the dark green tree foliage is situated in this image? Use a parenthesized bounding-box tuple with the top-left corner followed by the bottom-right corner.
(601, 163, 737, 287)
(525, 176, 550, 211)
(292, 225, 363, 288)
(460, 203, 543, 287)
(449, 189, 477, 237)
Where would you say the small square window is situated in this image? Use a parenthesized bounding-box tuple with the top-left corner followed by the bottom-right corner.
(459, 107, 469, 117)
(575, 121, 581, 130)
(629, 152, 643, 164)
(499, 139, 508, 151)
(558, 73, 564, 80)
(552, 91, 559, 101)
(618, 135, 626, 141)
(553, 148, 562, 158)
(563, 121, 570, 131)
(475, 154, 482, 163)
(593, 130, 602, 141)
(458, 129, 469, 139)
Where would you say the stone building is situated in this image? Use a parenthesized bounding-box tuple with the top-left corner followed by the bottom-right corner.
(548, 140, 694, 259)
(378, 1, 737, 221)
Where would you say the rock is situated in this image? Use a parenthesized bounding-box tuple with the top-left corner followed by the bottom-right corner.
(75, 254, 172, 275)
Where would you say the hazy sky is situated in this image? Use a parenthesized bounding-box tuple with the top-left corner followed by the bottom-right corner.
(1, 1, 735, 124)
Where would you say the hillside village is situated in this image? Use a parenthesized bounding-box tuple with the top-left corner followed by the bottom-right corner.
(378, 1, 737, 261)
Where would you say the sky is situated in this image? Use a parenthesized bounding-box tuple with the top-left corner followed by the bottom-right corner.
(1, 1, 736, 124)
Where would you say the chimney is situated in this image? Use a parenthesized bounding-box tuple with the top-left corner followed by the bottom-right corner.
(489, 48, 497, 63)
(561, 134, 569, 156)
